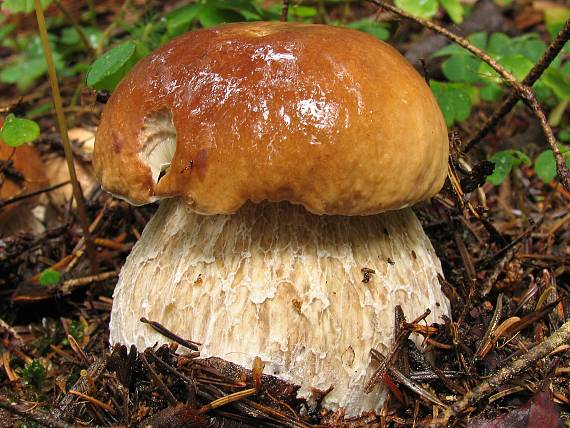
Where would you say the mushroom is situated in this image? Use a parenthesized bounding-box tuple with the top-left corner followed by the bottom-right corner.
(94, 22, 450, 415)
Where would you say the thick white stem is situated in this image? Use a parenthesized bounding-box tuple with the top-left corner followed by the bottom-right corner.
(110, 199, 450, 415)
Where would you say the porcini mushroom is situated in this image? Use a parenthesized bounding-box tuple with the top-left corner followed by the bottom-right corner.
(94, 22, 450, 415)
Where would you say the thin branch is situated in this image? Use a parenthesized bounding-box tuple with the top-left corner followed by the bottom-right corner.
(368, 0, 570, 191)
(0, 395, 72, 428)
(434, 317, 570, 425)
(34, 0, 98, 274)
(54, 0, 95, 57)
(0, 181, 70, 210)
(139, 353, 178, 406)
(281, 0, 290, 22)
(371, 350, 447, 408)
(140, 317, 200, 351)
(96, 0, 133, 55)
(466, 19, 570, 151)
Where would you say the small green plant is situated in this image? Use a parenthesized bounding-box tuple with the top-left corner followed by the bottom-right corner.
(534, 147, 570, 183)
(486, 150, 531, 185)
(86, 0, 391, 92)
(427, 25, 570, 187)
(395, 0, 464, 23)
(0, 114, 40, 147)
(20, 360, 47, 389)
(486, 147, 570, 185)
(1, 0, 52, 14)
(430, 30, 570, 127)
(68, 319, 85, 342)
(86, 41, 146, 91)
(346, 18, 390, 41)
(38, 268, 61, 286)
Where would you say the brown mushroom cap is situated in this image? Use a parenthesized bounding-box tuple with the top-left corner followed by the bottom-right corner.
(94, 22, 448, 215)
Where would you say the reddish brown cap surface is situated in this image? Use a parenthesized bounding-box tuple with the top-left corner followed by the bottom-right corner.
(94, 22, 448, 215)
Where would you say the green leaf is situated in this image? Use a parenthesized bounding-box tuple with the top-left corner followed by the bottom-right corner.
(0, 114, 40, 147)
(559, 131, 570, 142)
(432, 32, 487, 58)
(209, 0, 263, 17)
(535, 150, 557, 183)
(198, 6, 244, 28)
(165, 4, 201, 36)
(487, 150, 531, 185)
(20, 360, 46, 388)
(441, 54, 483, 83)
(0, 34, 65, 90)
(544, 7, 570, 40)
(290, 5, 317, 18)
(541, 68, 570, 101)
(501, 55, 534, 81)
(0, 23, 16, 40)
(86, 41, 139, 91)
(394, 0, 439, 20)
(467, 32, 488, 50)
(346, 19, 390, 41)
(39, 268, 61, 286)
(439, 0, 464, 23)
(68, 320, 85, 341)
(432, 43, 466, 58)
(478, 54, 534, 83)
(60, 27, 101, 49)
(1, 0, 52, 13)
(480, 83, 502, 102)
(533, 80, 553, 103)
(0, 57, 47, 90)
(430, 80, 472, 126)
(487, 32, 511, 56)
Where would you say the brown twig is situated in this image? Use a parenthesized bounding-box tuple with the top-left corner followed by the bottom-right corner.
(368, 0, 570, 192)
(473, 294, 504, 361)
(0, 181, 70, 210)
(34, 0, 98, 274)
(59, 271, 118, 295)
(197, 388, 257, 414)
(54, 358, 107, 419)
(371, 350, 447, 408)
(140, 317, 200, 351)
(435, 317, 570, 425)
(139, 353, 178, 406)
(0, 395, 72, 428)
(67, 390, 115, 414)
(54, 0, 95, 57)
(280, 0, 290, 22)
(96, 0, 133, 54)
(466, 19, 570, 151)
(365, 308, 431, 393)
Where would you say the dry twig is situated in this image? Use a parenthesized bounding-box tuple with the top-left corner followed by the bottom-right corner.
(281, 0, 290, 22)
(34, 0, 98, 273)
(434, 318, 570, 425)
(0, 395, 72, 428)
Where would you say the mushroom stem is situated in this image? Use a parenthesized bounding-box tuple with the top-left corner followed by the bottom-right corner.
(110, 199, 450, 415)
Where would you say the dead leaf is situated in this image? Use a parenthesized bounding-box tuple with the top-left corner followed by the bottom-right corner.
(468, 389, 560, 428)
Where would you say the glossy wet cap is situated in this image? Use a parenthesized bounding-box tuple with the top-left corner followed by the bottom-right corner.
(93, 21, 449, 215)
